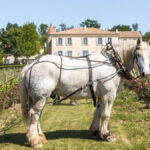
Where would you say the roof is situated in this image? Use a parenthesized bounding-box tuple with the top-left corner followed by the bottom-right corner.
(119, 31, 141, 38)
(49, 27, 119, 36)
(48, 26, 142, 38)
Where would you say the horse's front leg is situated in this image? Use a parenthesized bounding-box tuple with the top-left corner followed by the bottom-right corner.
(90, 98, 102, 139)
(100, 92, 116, 142)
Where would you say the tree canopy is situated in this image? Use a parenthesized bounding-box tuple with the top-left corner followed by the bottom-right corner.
(59, 23, 74, 31)
(142, 32, 150, 41)
(18, 23, 41, 57)
(110, 25, 132, 31)
(80, 19, 101, 28)
(38, 24, 48, 46)
(0, 22, 41, 61)
(132, 23, 138, 31)
(0, 23, 23, 58)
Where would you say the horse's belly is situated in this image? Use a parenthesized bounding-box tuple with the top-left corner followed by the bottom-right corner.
(56, 84, 93, 99)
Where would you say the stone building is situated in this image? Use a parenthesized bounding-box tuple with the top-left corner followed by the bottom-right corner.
(47, 25, 141, 57)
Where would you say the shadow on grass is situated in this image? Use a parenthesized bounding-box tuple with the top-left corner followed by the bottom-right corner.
(0, 130, 94, 146)
(46, 102, 92, 106)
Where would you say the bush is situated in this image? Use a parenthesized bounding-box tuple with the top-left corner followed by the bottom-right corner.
(125, 77, 150, 108)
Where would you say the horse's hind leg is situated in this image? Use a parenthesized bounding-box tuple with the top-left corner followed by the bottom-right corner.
(26, 97, 46, 148)
(38, 114, 47, 143)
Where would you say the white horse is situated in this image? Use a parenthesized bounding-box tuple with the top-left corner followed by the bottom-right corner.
(20, 39, 150, 148)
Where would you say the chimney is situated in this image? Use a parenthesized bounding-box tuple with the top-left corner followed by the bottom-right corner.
(83, 25, 86, 30)
(48, 24, 55, 34)
(53, 26, 56, 32)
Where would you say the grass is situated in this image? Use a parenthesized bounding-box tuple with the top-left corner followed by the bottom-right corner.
(0, 93, 150, 150)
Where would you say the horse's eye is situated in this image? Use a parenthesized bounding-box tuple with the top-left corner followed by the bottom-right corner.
(136, 54, 140, 57)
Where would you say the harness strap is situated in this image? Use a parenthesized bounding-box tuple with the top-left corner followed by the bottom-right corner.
(86, 56, 97, 107)
(53, 87, 83, 104)
(58, 56, 63, 84)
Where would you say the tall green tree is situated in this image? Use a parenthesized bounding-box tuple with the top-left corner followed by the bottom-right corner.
(38, 24, 48, 46)
(19, 23, 40, 58)
(142, 32, 150, 41)
(6, 22, 18, 30)
(0, 23, 23, 62)
(110, 25, 132, 31)
(132, 23, 138, 31)
(80, 19, 101, 28)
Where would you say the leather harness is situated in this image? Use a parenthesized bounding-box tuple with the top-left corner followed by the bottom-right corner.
(54, 55, 97, 107)
(28, 45, 140, 107)
(86, 56, 97, 107)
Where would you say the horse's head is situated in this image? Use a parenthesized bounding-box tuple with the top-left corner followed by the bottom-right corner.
(134, 38, 150, 77)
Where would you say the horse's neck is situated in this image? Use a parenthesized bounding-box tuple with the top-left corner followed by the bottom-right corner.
(89, 47, 135, 71)
(115, 45, 135, 71)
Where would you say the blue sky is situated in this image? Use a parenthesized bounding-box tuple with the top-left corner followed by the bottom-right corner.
(0, 0, 149, 34)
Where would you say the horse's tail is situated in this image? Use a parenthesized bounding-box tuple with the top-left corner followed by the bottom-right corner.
(20, 65, 30, 124)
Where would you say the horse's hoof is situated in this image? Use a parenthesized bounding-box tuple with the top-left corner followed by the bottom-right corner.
(33, 143, 43, 148)
(102, 132, 116, 142)
(39, 134, 47, 143)
(107, 136, 116, 142)
(92, 130, 100, 140)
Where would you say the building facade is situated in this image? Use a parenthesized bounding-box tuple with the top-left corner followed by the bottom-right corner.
(47, 25, 141, 57)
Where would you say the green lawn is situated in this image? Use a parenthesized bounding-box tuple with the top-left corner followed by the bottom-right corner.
(0, 93, 150, 150)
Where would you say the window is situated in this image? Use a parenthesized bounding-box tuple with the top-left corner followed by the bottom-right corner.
(67, 51, 72, 57)
(22, 59, 27, 64)
(97, 37, 102, 45)
(83, 37, 88, 45)
(5, 59, 9, 64)
(58, 38, 63, 45)
(67, 38, 72, 45)
(82, 50, 88, 56)
(58, 51, 63, 56)
(108, 38, 112, 43)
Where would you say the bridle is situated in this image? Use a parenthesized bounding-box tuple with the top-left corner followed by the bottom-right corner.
(106, 43, 141, 80)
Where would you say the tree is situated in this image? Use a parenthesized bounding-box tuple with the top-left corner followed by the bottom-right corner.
(38, 24, 48, 46)
(0, 23, 23, 62)
(110, 25, 132, 31)
(0, 47, 4, 65)
(19, 23, 40, 58)
(6, 22, 18, 30)
(59, 23, 74, 31)
(132, 23, 138, 31)
(59, 23, 67, 31)
(142, 32, 150, 41)
(80, 19, 101, 28)
(38, 24, 48, 36)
